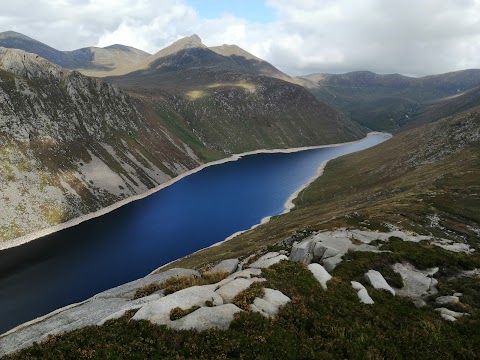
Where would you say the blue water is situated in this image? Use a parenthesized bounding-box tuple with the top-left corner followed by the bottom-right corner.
(0, 134, 388, 333)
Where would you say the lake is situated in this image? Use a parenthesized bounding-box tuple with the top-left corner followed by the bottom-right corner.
(0, 133, 388, 333)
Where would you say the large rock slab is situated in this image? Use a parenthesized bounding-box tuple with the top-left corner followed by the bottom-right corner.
(215, 278, 266, 303)
(322, 255, 343, 272)
(249, 253, 288, 268)
(364, 270, 395, 296)
(132, 286, 223, 325)
(392, 263, 438, 298)
(250, 288, 290, 317)
(351, 281, 374, 304)
(170, 304, 242, 331)
(0, 268, 199, 357)
(307, 263, 332, 290)
(97, 268, 200, 300)
(209, 259, 239, 275)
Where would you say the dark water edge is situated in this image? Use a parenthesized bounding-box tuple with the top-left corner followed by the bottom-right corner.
(0, 134, 389, 333)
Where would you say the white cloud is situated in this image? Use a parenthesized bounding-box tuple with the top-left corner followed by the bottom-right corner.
(1, 0, 480, 76)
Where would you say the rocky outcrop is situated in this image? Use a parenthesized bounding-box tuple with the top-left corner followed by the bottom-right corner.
(2, 225, 477, 356)
(208, 258, 239, 275)
(250, 289, 291, 318)
(0, 268, 199, 356)
(392, 263, 438, 298)
(249, 252, 288, 269)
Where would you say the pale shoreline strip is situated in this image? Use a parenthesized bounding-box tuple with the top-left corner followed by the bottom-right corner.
(0, 132, 391, 339)
(0, 132, 389, 251)
(150, 131, 391, 273)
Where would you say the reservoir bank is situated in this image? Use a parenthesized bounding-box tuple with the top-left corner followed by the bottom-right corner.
(0, 133, 389, 333)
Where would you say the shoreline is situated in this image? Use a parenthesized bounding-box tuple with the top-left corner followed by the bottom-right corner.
(0, 132, 390, 251)
(0, 132, 391, 338)
(151, 131, 391, 274)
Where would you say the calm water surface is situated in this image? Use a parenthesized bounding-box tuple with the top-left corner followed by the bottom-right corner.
(0, 134, 388, 333)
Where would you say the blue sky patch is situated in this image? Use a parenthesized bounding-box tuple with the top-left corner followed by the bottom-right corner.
(186, 0, 276, 23)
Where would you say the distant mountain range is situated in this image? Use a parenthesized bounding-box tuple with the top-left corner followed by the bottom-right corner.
(0, 31, 150, 73)
(3, 30, 480, 133)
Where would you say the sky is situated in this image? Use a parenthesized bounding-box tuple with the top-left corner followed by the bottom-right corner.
(1, 0, 480, 76)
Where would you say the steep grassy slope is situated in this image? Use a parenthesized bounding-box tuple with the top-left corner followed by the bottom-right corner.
(410, 86, 480, 129)
(107, 46, 365, 154)
(165, 106, 480, 270)
(302, 70, 480, 131)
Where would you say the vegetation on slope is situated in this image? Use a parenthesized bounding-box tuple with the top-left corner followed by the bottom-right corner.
(6, 260, 479, 359)
(302, 70, 480, 131)
(161, 106, 480, 271)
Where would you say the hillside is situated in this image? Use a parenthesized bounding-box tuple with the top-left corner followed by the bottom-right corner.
(106, 36, 364, 154)
(0, 47, 203, 243)
(3, 106, 480, 359)
(302, 70, 480, 131)
(0, 31, 150, 75)
(0, 46, 362, 245)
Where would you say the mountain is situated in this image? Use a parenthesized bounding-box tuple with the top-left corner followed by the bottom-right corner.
(0, 45, 363, 244)
(0, 31, 150, 75)
(301, 70, 480, 131)
(3, 90, 480, 359)
(105, 35, 364, 154)
(0, 47, 203, 242)
(409, 85, 480, 128)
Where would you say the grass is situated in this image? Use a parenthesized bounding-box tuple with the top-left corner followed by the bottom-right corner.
(160, 109, 480, 272)
(6, 261, 480, 359)
(134, 272, 229, 299)
(232, 283, 265, 311)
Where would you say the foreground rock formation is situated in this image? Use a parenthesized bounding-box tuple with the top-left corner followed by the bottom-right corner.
(1, 225, 477, 357)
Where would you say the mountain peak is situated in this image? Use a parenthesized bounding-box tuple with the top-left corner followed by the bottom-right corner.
(171, 34, 205, 49)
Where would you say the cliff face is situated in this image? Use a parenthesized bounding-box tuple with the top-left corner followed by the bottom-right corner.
(0, 47, 202, 242)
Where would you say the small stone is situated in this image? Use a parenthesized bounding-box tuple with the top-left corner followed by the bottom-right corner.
(307, 263, 332, 290)
(351, 281, 374, 304)
(435, 307, 469, 319)
(364, 270, 395, 296)
(435, 296, 460, 305)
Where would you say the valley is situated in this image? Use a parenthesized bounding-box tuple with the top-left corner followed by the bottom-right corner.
(0, 28, 479, 359)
